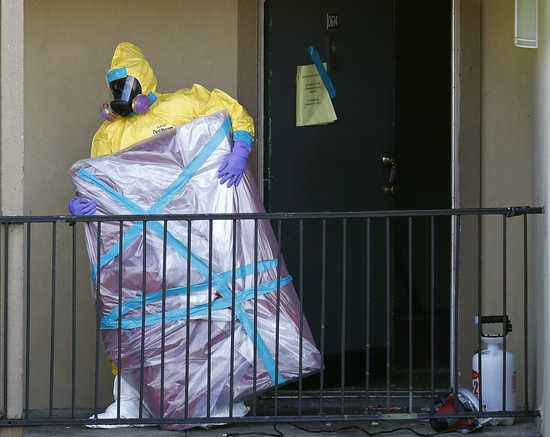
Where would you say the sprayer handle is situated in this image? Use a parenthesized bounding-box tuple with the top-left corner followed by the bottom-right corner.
(474, 315, 512, 335)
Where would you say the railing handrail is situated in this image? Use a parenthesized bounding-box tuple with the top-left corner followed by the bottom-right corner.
(1, 203, 541, 427)
(0, 206, 543, 223)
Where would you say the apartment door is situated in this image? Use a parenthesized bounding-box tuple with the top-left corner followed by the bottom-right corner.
(265, 0, 451, 387)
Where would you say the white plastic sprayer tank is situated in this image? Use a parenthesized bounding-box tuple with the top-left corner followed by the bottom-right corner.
(472, 335, 516, 425)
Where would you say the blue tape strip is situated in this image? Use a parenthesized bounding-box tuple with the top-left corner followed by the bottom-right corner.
(106, 67, 127, 84)
(101, 275, 292, 329)
(233, 130, 253, 148)
(234, 298, 282, 382)
(308, 46, 336, 99)
(101, 259, 279, 326)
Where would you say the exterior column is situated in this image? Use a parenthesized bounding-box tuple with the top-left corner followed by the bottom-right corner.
(1, 0, 25, 436)
(452, 0, 482, 391)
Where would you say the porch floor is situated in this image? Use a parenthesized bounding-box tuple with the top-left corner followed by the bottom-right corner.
(23, 418, 537, 436)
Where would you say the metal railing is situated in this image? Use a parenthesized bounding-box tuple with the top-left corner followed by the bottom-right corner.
(0, 206, 543, 427)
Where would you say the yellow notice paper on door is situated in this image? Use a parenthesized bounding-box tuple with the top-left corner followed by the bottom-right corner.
(296, 63, 337, 127)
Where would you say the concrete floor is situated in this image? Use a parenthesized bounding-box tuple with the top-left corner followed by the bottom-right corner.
(22, 418, 538, 436)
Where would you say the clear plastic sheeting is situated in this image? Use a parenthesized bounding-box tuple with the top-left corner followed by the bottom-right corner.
(69, 110, 321, 430)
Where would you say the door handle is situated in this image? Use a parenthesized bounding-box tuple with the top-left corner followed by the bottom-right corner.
(381, 153, 397, 196)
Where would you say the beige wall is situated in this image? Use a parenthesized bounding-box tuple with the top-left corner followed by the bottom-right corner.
(479, 0, 534, 408)
(1, 0, 25, 421)
(457, 0, 536, 411)
(238, 0, 259, 182)
(533, 0, 550, 434)
(23, 0, 243, 409)
(456, 0, 482, 395)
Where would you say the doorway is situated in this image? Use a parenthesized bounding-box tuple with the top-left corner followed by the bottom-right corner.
(263, 0, 452, 390)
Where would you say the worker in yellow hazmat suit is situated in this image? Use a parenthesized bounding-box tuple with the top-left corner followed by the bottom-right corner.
(69, 41, 254, 215)
(70, 42, 254, 426)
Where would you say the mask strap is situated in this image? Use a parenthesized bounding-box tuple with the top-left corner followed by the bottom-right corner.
(147, 91, 158, 105)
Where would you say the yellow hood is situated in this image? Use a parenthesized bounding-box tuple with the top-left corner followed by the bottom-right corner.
(107, 42, 158, 95)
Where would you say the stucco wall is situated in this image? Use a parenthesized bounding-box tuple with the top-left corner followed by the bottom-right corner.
(533, 0, 550, 434)
(456, 0, 482, 397)
(478, 0, 535, 409)
(24, 0, 240, 409)
(238, 0, 259, 180)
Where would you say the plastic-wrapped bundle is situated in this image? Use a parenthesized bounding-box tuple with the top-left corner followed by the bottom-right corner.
(69, 111, 321, 429)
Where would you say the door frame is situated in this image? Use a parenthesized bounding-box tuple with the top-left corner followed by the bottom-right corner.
(451, 0, 461, 392)
(255, 0, 481, 388)
(256, 0, 266, 200)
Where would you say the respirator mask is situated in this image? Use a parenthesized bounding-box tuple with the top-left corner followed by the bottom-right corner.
(100, 74, 153, 121)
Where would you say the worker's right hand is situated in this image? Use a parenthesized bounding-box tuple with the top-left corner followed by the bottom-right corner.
(68, 197, 97, 216)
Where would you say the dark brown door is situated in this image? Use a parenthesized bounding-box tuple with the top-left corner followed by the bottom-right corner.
(265, 0, 451, 388)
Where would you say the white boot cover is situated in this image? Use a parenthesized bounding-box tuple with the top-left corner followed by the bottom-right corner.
(86, 375, 153, 428)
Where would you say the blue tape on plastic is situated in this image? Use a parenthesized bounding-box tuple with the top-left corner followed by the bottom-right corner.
(308, 46, 336, 99)
(106, 67, 127, 84)
(233, 130, 253, 148)
(79, 115, 286, 383)
(78, 168, 146, 214)
(91, 222, 144, 283)
(149, 116, 231, 214)
(102, 275, 292, 329)
(211, 277, 285, 383)
(101, 259, 279, 326)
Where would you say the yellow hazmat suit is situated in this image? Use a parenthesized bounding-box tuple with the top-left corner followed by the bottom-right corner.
(95, 42, 254, 378)
(91, 42, 254, 158)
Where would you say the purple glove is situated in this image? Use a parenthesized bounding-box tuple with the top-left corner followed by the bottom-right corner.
(68, 197, 97, 216)
(217, 140, 251, 187)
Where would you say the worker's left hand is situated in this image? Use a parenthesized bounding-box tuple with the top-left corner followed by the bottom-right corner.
(217, 140, 250, 187)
